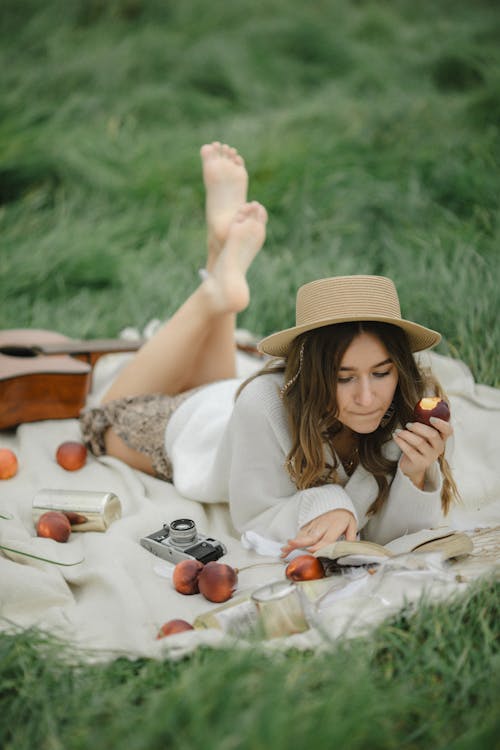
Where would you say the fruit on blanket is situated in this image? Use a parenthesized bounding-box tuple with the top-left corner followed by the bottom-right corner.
(0, 448, 18, 479)
(36, 511, 71, 542)
(156, 619, 194, 638)
(413, 397, 450, 427)
(173, 559, 204, 595)
(56, 441, 87, 471)
(198, 561, 238, 603)
(285, 554, 325, 581)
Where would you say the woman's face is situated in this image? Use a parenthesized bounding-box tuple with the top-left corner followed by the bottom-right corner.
(335, 331, 399, 434)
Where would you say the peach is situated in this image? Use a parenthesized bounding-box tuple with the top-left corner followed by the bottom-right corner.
(285, 554, 325, 582)
(413, 397, 450, 427)
(156, 619, 194, 638)
(56, 441, 87, 471)
(36, 511, 71, 543)
(198, 561, 238, 603)
(0, 448, 18, 479)
(173, 559, 204, 595)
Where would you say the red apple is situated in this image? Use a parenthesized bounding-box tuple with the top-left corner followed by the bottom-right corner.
(156, 619, 194, 638)
(285, 554, 325, 582)
(36, 511, 71, 543)
(197, 561, 238, 603)
(413, 397, 450, 427)
(0, 448, 18, 479)
(56, 441, 87, 471)
(173, 559, 204, 595)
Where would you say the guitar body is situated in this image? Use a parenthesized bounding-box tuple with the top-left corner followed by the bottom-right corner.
(0, 329, 139, 430)
(1, 365, 91, 429)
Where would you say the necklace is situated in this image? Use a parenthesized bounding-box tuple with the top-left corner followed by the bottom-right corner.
(341, 446, 359, 476)
(331, 432, 359, 476)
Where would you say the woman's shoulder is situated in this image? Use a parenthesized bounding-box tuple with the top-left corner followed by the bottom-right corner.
(237, 370, 283, 398)
(231, 370, 291, 444)
(234, 370, 285, 416)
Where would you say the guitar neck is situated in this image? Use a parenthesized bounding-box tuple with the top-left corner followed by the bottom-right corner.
(37, 339, 144, 356)
(39, 339, 264, 358)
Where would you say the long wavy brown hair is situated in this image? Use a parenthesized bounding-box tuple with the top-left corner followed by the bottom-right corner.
(238, 322, 458, 515)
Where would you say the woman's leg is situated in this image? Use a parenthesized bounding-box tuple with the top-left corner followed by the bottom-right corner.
(202, 142, 248, 269)
(103, 200, 266, 402)
(189, 141, 249, 385)
(100, 143, 266, 472)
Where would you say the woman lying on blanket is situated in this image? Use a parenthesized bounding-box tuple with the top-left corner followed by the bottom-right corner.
(80, 142, 457, 554)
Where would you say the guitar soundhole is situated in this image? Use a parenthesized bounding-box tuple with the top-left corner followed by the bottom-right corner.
(0, 346, 37, 358)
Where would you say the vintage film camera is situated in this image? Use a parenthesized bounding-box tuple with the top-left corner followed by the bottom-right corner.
(140, 518, 226, 565)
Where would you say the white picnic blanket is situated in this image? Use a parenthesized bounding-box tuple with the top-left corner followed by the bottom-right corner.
(1, 341, 499, 662)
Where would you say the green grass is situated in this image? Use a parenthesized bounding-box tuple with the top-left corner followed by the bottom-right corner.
(1, 577, 499, 750)
(1, 0, 499, 746)
(1, 0, 499, 383)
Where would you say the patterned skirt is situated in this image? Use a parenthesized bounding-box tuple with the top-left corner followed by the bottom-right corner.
(79, 388, 201, 481)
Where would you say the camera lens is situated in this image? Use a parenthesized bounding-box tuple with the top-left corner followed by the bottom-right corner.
(169, 518, 197, 546)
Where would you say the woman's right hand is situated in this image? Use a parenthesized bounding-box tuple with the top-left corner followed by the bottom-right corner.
(280, 509, 358, 557)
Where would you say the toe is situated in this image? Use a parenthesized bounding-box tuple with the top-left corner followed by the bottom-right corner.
(234, 203, 251, 221)
(257, 204, 268, 223)
(201, 143, 217, 160)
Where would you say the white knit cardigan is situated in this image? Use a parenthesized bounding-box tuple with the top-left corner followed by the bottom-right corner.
(165, 372, 444, 546)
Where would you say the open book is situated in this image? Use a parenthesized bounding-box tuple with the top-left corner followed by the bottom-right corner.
(314, 527, 473, 569)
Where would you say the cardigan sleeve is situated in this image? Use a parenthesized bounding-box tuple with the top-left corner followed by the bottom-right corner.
(361, 460, 444, 545)
(226, 376, 359, 543)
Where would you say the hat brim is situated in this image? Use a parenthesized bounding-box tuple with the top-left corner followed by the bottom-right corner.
(258, 315, 441, 357)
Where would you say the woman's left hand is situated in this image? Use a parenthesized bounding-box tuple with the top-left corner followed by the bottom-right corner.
(393, 416, 453, 489)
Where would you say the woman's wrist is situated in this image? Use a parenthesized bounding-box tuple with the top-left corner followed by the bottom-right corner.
(402, 468, 425, 490)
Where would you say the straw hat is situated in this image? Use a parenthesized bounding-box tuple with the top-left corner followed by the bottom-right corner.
(258, 275, 441, 357)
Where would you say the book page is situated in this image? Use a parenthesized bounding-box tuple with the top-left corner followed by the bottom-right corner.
(384, 527, 455, 555)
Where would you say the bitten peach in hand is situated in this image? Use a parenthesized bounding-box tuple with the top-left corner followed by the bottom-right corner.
(56, 441, 87, 471)
(0, 448, 18, 479)
(285, 554, 325, 581)
(413, 397, 450, 427)
(36, 511, 71, 543)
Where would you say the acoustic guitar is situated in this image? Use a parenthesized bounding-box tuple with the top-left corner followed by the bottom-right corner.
(0, 329, 144, 429)
(0, 328, 263, 430)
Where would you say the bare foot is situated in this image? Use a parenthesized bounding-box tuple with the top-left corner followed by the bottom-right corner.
(200, 141, 248, 269)
(203, 201, 267, 314)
